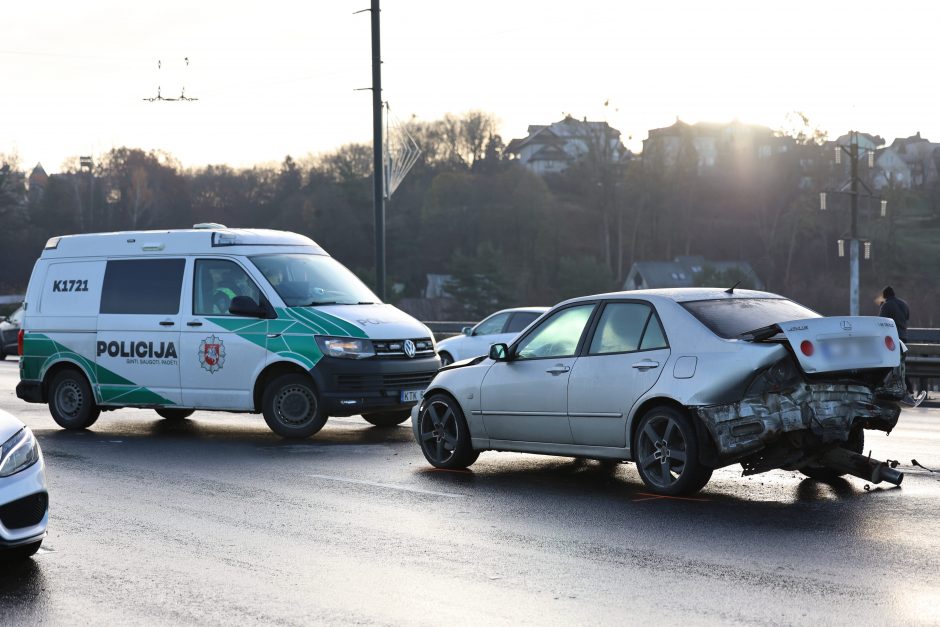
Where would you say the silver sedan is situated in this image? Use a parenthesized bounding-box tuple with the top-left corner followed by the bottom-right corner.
(412, 288, 906, 495)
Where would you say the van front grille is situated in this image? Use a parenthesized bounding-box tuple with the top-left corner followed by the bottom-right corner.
(335, 371, 436, 393)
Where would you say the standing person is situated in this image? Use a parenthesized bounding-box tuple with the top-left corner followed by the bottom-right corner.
(878, 286, 923, 406)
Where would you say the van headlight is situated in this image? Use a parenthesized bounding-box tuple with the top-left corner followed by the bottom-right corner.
(0, 428, 41, 477)
(315, 336, 375, 359)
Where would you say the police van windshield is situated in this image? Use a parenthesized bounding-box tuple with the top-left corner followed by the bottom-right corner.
(250, 254, 380, 307)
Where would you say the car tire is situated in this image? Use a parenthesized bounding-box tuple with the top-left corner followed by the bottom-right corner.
(633, 405, 712, 496)
(801, 427, 865, 481)
(362, 410, 411, 427)
(261, 373, 328, 438)
(0, 346, 6, 361)
(48, 369, 101, 430)
(155, 408, 195, 421)
(438, 352, 454, 367)
(416, 393, 479, 469)
(0, 540, 42, 562)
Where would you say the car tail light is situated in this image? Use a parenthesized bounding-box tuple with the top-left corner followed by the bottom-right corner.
(17, 329, 24, 356)
(885, 336, 896, 351)
(800, 340, 814, 356)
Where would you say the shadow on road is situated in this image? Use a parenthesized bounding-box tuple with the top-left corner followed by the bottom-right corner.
(0, 558, 50, 621)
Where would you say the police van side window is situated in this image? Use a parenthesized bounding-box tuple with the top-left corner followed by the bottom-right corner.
(193, 259, 262, 316)
(100, 259, 185, 315)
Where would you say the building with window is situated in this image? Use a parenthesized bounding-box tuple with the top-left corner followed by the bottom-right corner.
(504, 116, 628, 175)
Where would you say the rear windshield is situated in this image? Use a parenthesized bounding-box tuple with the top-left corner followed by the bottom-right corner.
(681, 298, 819, 339)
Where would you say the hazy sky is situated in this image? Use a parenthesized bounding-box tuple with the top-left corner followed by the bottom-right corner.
(4, 1, 940, 172)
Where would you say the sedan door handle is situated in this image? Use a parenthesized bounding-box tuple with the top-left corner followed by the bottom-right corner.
(545, 364, 570, 375)
(632, 360, 660, 370)
(186, 321, 203, 327)
(159, 320, 175, 327)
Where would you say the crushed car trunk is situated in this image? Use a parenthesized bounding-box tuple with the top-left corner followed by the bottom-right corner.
(695, 315, 906, 486)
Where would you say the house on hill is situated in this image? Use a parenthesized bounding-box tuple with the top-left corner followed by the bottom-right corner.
(623, 256, 763, 291)
(504, 115, 628, 175)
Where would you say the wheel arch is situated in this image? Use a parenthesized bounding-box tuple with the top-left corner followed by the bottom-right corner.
(628, 397, 719, 467)
(41, 358, 97, 404)
(252, 360, 313, 412)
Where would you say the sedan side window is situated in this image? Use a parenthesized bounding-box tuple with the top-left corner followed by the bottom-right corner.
(589, 303, 668, 355)
(514, 304, 594, 360)
(473, 312, 511, 336)
(505, 312, 540, 334)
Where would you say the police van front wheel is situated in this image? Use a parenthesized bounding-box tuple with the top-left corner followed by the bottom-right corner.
(48, 369, 101, 430)
(262, 374, 328, 438)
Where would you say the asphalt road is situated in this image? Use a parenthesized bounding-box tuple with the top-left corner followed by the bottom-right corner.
(1, 359, 938, 626)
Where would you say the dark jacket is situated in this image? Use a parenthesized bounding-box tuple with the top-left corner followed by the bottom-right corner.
(879, 296, 910, 341)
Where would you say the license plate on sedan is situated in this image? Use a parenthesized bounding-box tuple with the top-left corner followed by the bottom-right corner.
(400, 389, 425, 403)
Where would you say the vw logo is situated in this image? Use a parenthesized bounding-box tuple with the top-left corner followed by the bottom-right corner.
(403, 340, 416, 358)
(840, 320, 853, 331)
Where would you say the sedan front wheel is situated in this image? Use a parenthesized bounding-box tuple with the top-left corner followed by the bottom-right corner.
(416, 394, 479, 469)
(634, 406, 712, 495)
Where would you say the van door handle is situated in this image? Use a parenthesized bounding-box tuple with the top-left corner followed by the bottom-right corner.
(159, 320, 175, 327)
(266, 333, 282, 339)
(632, 360, 659, 370)
(186, 321, 203, 327)
(545, 364, 570, 375)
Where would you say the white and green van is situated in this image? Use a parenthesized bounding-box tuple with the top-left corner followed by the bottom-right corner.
(16, 226, 440, 438)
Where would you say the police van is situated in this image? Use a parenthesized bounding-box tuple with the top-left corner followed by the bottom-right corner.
(15, 225, 441, 438)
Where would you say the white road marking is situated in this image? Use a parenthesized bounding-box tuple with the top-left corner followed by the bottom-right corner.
(307, 473, 464, 498)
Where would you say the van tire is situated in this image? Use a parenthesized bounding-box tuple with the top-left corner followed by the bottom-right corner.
(155, 408, 195, 421)
(262, 374, 327, 438)
(363, 410, 411, 427)
(48, 369, 100, 430)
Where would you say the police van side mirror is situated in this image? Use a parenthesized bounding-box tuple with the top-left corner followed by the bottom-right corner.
(229, 296, 267, 318)
(489, 343, 509, 361)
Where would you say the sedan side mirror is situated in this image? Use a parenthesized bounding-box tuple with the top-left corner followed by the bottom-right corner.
(229, 296, 267, 318)
(489, 343, 509, 362)
(462, 326, 473, 336)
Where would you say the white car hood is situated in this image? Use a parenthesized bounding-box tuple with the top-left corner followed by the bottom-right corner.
(0, 408, 26, 443)
(310, 303, 432, 340)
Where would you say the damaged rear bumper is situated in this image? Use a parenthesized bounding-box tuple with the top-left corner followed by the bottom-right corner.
(696, 383, 900, 462)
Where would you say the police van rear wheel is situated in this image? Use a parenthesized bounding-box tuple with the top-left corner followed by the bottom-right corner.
(262, 374, 327, 438)
(363, 410, 411, 427)
(48, 369, 100, 430)
(155, 408, 195, 421)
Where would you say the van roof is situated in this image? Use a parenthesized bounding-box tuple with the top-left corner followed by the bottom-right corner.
(41, 227, 327, 258)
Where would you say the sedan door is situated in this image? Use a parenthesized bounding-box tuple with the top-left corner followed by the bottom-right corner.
(567, 301, 670, 447)
(480, 303, 596, 443)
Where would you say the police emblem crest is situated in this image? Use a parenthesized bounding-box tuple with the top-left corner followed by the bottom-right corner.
(199, 335, 226, 373)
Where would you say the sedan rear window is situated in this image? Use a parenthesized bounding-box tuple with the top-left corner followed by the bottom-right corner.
(681, 298, 819, 339)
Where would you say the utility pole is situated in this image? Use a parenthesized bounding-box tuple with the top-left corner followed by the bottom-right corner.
(370, 0, 385, 300)
(821, 131, 887, 315)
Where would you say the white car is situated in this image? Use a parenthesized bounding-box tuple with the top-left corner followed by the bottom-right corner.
(412, 288, 906, 495)
(0, 409, 48, 561)
(436, 307, 548, 366)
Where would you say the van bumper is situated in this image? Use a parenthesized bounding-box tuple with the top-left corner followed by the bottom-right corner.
(310, 355, 441, 416)
(15, 381, 44, 404)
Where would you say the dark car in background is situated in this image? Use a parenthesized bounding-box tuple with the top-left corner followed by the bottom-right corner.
(0, 306, 23, 359)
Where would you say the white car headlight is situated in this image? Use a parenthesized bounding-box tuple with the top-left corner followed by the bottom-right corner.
(0, 428, 40, 478)
(315, 336, 375, 359)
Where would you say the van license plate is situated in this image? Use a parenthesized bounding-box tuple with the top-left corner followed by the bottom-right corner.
(400, 389, 424, 403)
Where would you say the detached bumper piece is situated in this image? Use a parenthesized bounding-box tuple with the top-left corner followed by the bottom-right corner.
(697, 383, 900, 462)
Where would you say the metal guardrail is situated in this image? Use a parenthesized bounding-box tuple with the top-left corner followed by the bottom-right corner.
(905, 329, 940, 393)
(0, 294, 24, 306)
